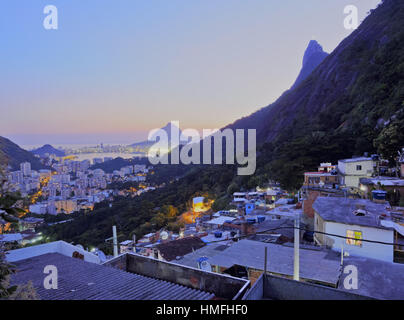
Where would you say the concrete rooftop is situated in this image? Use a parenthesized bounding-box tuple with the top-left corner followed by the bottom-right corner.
(313, 197, 391, 229)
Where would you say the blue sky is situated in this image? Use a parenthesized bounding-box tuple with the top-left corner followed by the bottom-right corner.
(0, 0, 381, 147)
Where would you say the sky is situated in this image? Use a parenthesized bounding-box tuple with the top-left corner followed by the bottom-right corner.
(0, 0, 382, 147)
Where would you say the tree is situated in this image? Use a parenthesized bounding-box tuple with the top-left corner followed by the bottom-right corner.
(374, 114, 404, 163)
(0, 166, 39, 300)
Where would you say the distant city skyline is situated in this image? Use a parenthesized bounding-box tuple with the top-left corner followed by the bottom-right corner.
(1, 0, 381, 147)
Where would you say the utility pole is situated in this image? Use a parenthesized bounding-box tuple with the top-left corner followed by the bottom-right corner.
(105, 225, 119, 257)
(112, 225, 118, 257)
(341, 243, 344, 266)
(264, 247, 268, 287)
(293, 214, 300, 281)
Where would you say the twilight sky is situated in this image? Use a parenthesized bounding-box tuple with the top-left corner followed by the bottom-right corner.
(1, 0, 381, 147)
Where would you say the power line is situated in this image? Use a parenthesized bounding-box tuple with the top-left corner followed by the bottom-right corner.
(204, 225, 400, 246)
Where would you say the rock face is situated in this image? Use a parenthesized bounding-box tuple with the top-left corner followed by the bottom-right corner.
(291, 40, 329, 90)
(226, 0, 403, 147)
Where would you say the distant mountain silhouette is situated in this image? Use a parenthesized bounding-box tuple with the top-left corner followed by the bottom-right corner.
(290, 40, 329, 90)
(0, 136, 47, 170)
(31, 144, 65, 157)
(129, 122, 183, 152)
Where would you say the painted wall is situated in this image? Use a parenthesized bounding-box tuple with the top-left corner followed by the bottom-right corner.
(338, 160, 375, 176)
(338, 159, 375, 188)
(6, 240, 101, 263)
(316, 217, 394, 262)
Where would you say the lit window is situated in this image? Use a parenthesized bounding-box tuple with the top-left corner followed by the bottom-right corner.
(346, 230, 362, 246)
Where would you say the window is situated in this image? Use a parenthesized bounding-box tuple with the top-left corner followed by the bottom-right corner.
(346, 230, 362, 246)
(356, 165, 362, 171)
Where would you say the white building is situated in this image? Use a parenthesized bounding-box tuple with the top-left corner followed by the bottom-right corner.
(338, 157, 376, 189)
(29, 203, 48, 215)
(313, 197, 395, 262)
(20, 162, 31, 177)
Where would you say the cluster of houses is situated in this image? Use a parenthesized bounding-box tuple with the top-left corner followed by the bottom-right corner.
(98, 150, 404, 299)
(0, 215, 45, 247)
(300, 152, 404, 262)
(2, 150, 404, 300)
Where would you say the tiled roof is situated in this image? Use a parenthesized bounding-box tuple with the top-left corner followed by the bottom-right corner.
(11, 253, 214, 300)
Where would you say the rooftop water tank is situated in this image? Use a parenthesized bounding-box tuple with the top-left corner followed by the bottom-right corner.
(214, 231, 223, 238)
(372, 190, 387, 200)
(246, 218, 256, 225)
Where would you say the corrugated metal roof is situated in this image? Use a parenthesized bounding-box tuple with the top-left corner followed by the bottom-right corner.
(207, 240, 342, 286)
(11, 253, 214, 300)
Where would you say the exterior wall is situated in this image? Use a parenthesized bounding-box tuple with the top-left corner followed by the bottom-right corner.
(247, 268, 263, 286)
(338, 160, 374, 176)
(338, 160, 375, 188)
(304, 175, 338, 186)
(344, 175, 361, 189)
(108, 254, 251, 300)
(314, 213, 326, 245)
(401, 164, 404, 178)
(322, 220, 394, 263)
(243, 274, 373, 300)
(6, 241, 101, 263)
(303, 190, 320, 219)
(54, 200, 78, 214)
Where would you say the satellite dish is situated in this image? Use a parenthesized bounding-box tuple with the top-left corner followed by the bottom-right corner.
(161, 231, 169, 240)
(75, 244, 84, 250)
